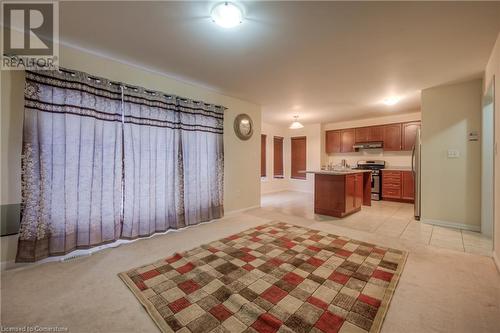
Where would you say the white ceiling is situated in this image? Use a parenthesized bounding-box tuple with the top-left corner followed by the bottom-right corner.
(59, 1, 500, 125)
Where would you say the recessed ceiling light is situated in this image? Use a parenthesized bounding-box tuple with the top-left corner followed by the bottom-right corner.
(382, 97, 400, 106)
(211, 2, 243, 28)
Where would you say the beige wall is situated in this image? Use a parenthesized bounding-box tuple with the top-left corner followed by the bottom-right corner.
(260, 123, 321, 194)
(0, 45, 261, 264)
(484, 32, 500, 268)
(322, 112, 421, 168)
(421, 79, 483, 230)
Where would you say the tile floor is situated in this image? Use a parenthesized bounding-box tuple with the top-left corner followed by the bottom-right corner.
(260, 191, 493, 256)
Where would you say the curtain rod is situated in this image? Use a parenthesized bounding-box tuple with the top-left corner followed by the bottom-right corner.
(36, 65, 226, 110)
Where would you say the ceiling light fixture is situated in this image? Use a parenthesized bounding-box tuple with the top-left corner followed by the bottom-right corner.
(211, 2, 243, 28)
(289, 115, 304, 129)
(382, 96, 401, 106)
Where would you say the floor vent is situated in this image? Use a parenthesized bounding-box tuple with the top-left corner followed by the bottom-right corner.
(60, 253, 91, 262)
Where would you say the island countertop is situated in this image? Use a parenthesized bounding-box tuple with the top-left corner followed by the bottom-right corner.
(305, 169, 372, 175)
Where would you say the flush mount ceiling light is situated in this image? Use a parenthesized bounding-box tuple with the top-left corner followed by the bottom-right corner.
(382, 96, 401, 106)
(211, 2, 243, 28)
(289, 115, 304, 129)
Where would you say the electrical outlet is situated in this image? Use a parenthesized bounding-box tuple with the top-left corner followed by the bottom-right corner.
(447, 149, 460, 158)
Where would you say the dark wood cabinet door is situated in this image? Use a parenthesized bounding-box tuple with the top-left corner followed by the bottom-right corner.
(341, 129, 355, 152)
(345, 175, 356, 210)
(325, 130, 341, 154)
(401, 171, 415, 200)
(355, 127, 369, 143)
(354, 173, 363, 208)
(369, 126, 383, 142)
(402, 121, 420, 151)
(383, 124, 402, 151)
(291, 136, 307, 179)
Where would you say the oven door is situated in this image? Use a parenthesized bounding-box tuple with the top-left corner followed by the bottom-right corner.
(371, 174, 381, 200)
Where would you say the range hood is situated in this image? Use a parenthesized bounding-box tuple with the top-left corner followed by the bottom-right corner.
(353, 142, 383, 150)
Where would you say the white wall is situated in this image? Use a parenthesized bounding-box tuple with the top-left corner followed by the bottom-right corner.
(260, 123, 321, 194)
(421, 79, 483, 231)
(321, 112, 421, 168)
(0, 45, 262, 264)
(484, 32, 500, 268)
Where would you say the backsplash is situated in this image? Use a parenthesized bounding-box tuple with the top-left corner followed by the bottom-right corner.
(325, 149, 412, 169)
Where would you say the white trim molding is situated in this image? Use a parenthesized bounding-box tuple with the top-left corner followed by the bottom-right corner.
(224, 205, 261, 216)
(422, 218, 481, 232)
(494, 251, 500, 273)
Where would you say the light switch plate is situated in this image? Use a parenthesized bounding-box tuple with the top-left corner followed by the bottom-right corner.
(447, 149, 460, 158)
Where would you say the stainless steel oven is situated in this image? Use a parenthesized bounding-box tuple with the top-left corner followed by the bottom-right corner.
(355, 160, 385, 201)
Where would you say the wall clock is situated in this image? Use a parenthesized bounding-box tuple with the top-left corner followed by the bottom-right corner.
(234, 113, 253, 141)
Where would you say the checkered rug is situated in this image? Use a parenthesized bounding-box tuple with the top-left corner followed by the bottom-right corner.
(119, 222, 407, 333)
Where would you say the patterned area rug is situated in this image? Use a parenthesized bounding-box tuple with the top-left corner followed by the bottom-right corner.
(119, 222, 407, 333)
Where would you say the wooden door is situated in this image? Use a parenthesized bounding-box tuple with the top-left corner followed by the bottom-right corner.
(383, 124, 402, 151)
(261, 134, 266, 177)
(402, 171, 415, 200)
(325, 130, 341, 154)
(273, 136, 284, 178)
(355, 127, 369, 143)
(341, 129, 355, 153)
(402, 121, 421, 151)
(291, 136, 307, 179)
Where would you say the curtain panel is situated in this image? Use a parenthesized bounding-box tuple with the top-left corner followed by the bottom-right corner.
(16, 69, 225, 262)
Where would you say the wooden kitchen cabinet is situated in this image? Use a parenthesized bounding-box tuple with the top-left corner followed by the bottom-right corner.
(355, 126, 383, 143)
(401, 171, 415, 200)
(383, 124, 402, 151)
(325, 130, 341, 154)
(325, 129, 355, 154)
(314, 172, 366, 217)
(402, 121, 421, 151)
(382, 170, 414, 202)
(325, 121, 419, 154)
(340, 129, 355, 152)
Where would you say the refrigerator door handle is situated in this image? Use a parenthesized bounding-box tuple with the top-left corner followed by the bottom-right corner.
(411, 145, 415, 173)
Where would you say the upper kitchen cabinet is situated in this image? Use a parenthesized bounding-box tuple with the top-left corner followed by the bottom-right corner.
(341, 129, 356, 153)
(325, 130, 341, 154)
(325, 120, 420, 153)
(355, 126, 383, 143)
(383, 123, 402, 151)
(402, 121, 421, 151)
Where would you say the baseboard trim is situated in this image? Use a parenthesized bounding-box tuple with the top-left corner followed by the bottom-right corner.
(422, 218, 480, 232)
(224, 205, 261, 216)
(494, 252, 500, 273)
(260, 189, 289, 195)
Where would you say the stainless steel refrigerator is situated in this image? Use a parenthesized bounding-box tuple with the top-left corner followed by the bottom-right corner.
(412, 128, 421, 220)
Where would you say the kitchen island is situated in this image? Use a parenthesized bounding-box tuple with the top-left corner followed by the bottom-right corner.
(306, 170, 372, 218)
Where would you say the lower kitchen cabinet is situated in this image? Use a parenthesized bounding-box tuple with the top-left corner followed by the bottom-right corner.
(314, 173, 366, 217)
(382, 170, 414, 202)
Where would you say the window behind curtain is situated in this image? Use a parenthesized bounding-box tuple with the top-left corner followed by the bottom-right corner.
(291, 136, 307, 180)
(273, 136, 284, 178)
(261, 134, 266, 177)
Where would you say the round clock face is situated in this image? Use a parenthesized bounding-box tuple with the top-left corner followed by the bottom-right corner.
(234, 114, 253, 140)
